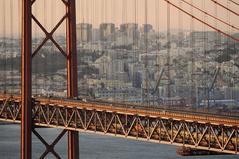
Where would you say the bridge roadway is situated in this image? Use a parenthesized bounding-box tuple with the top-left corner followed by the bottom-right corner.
(0, 94, 239, 154)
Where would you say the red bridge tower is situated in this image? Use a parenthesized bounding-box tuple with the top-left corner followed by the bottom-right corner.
(21, 0, 79, 158)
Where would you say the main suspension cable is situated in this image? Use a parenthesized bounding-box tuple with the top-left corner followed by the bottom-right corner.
(229, 0, 239, 6)
(210, 0, 239, 16)
(164, 0, 239, 42)
(180, 0, 239, 31)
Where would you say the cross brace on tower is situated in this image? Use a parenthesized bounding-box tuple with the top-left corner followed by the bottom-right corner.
(21, 0, 79, 158)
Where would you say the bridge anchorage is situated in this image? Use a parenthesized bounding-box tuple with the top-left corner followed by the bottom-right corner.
(21, 0, 78, 158)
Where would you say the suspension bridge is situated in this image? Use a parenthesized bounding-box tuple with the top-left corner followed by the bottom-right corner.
(0, 0, 239, 158)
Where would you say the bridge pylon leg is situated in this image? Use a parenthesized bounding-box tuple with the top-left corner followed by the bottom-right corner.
(68, 131, 79, 159)
(66, 0, 79, 159)
(21, 0, 32, 159)
(20, 0, 79, 158)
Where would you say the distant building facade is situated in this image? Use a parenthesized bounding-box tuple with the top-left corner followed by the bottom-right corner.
(120, 23, 139, 40)
(100, 23, 115, 41)
(77, 23, 92, 42)
(141, 24, 153, 33)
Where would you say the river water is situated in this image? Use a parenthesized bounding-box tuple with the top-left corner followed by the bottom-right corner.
(0, 125, 238, 159)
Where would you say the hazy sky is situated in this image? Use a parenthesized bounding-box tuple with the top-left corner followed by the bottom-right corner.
(0, 0, 238, 36)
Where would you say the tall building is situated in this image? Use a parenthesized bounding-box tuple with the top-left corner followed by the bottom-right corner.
(141, 24, 153, 33)
(106, 59, 125, 80)
(120, 23, 139, 39)
(190, 31, 222, 44)
(76, 23, 92, 42)
(99, 23, 115, 41)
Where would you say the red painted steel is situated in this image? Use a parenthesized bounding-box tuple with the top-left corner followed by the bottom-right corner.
(1, 95, 239, 154)
(210, 0, 239, 16)
(165, 0, 239, 42)
(21, 0, 32, 158)
(181, 0, 239, 31)
(13, 0, 239, 158)
(66, 0, 79, 158)
(21, 0, 79, 158)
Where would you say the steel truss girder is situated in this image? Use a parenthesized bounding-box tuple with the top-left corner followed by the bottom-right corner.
(0, 98, 239, 154)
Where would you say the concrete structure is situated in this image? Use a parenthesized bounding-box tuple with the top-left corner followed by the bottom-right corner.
(141, 24, 153, 33)
(76, 23, 92, 42)
(120, 23, 139, 40)
(99, 23, 115, 41)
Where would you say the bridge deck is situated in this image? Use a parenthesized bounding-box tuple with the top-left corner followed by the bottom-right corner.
(0, 94, 239, 154)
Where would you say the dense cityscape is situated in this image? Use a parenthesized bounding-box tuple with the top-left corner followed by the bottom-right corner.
(0, 22, 239, 111)
(1, 0, 239, 158)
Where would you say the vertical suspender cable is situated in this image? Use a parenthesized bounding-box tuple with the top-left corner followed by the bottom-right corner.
(89, 0, 92, 98)
(87, 0, 93, 98)
(178, 0, 182, 54)
(134, 0, 138, 104)
(144, 0, 149, 105)
(204, 0, 210, 109)
(167, 1, 171, 100)
(2, 0, 6, 94)
(226, 0, 232, 99)
(124, 0, 126, 100)
(85, 0, 87, 97)
(144, 0, 150, 106)
(50, 0, 54, 96)
(213, 0, 218, 106)
(214, 0, 218, 47)
(227, 0, 233, 100)
(100, 0, 103, 99)
(110, 0, 113, 101)
(155, 0, 160, 105)
(230, 0, 236, 100)
(190, 0, 196, 107)
(141, 0, 143, 104)
(82, 0, 85, 23)
(114, 0, 117, 102)
(93, 0, 96, 99)
(34, 0, 39, 96)
(178, 0, 182, 103)
(100, 0, 104, 99)
(226, 0, 229, 99)
(231, 0, 236, 100)
(126, 0, 129, 103)
(78, 0, 81, 96)
(105, 0, 108, 101)
(112, 0, 116, 102)
(18, 0, 22, 95)
(121, 0, 125, 102)
(43, 0, 47, 96)
(135, 0, 137, 104)
(32, 2, 36, 95)
(202, 0, 209, 109)
(10, 0, 14, 94)
(86, 0, 89, 26)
